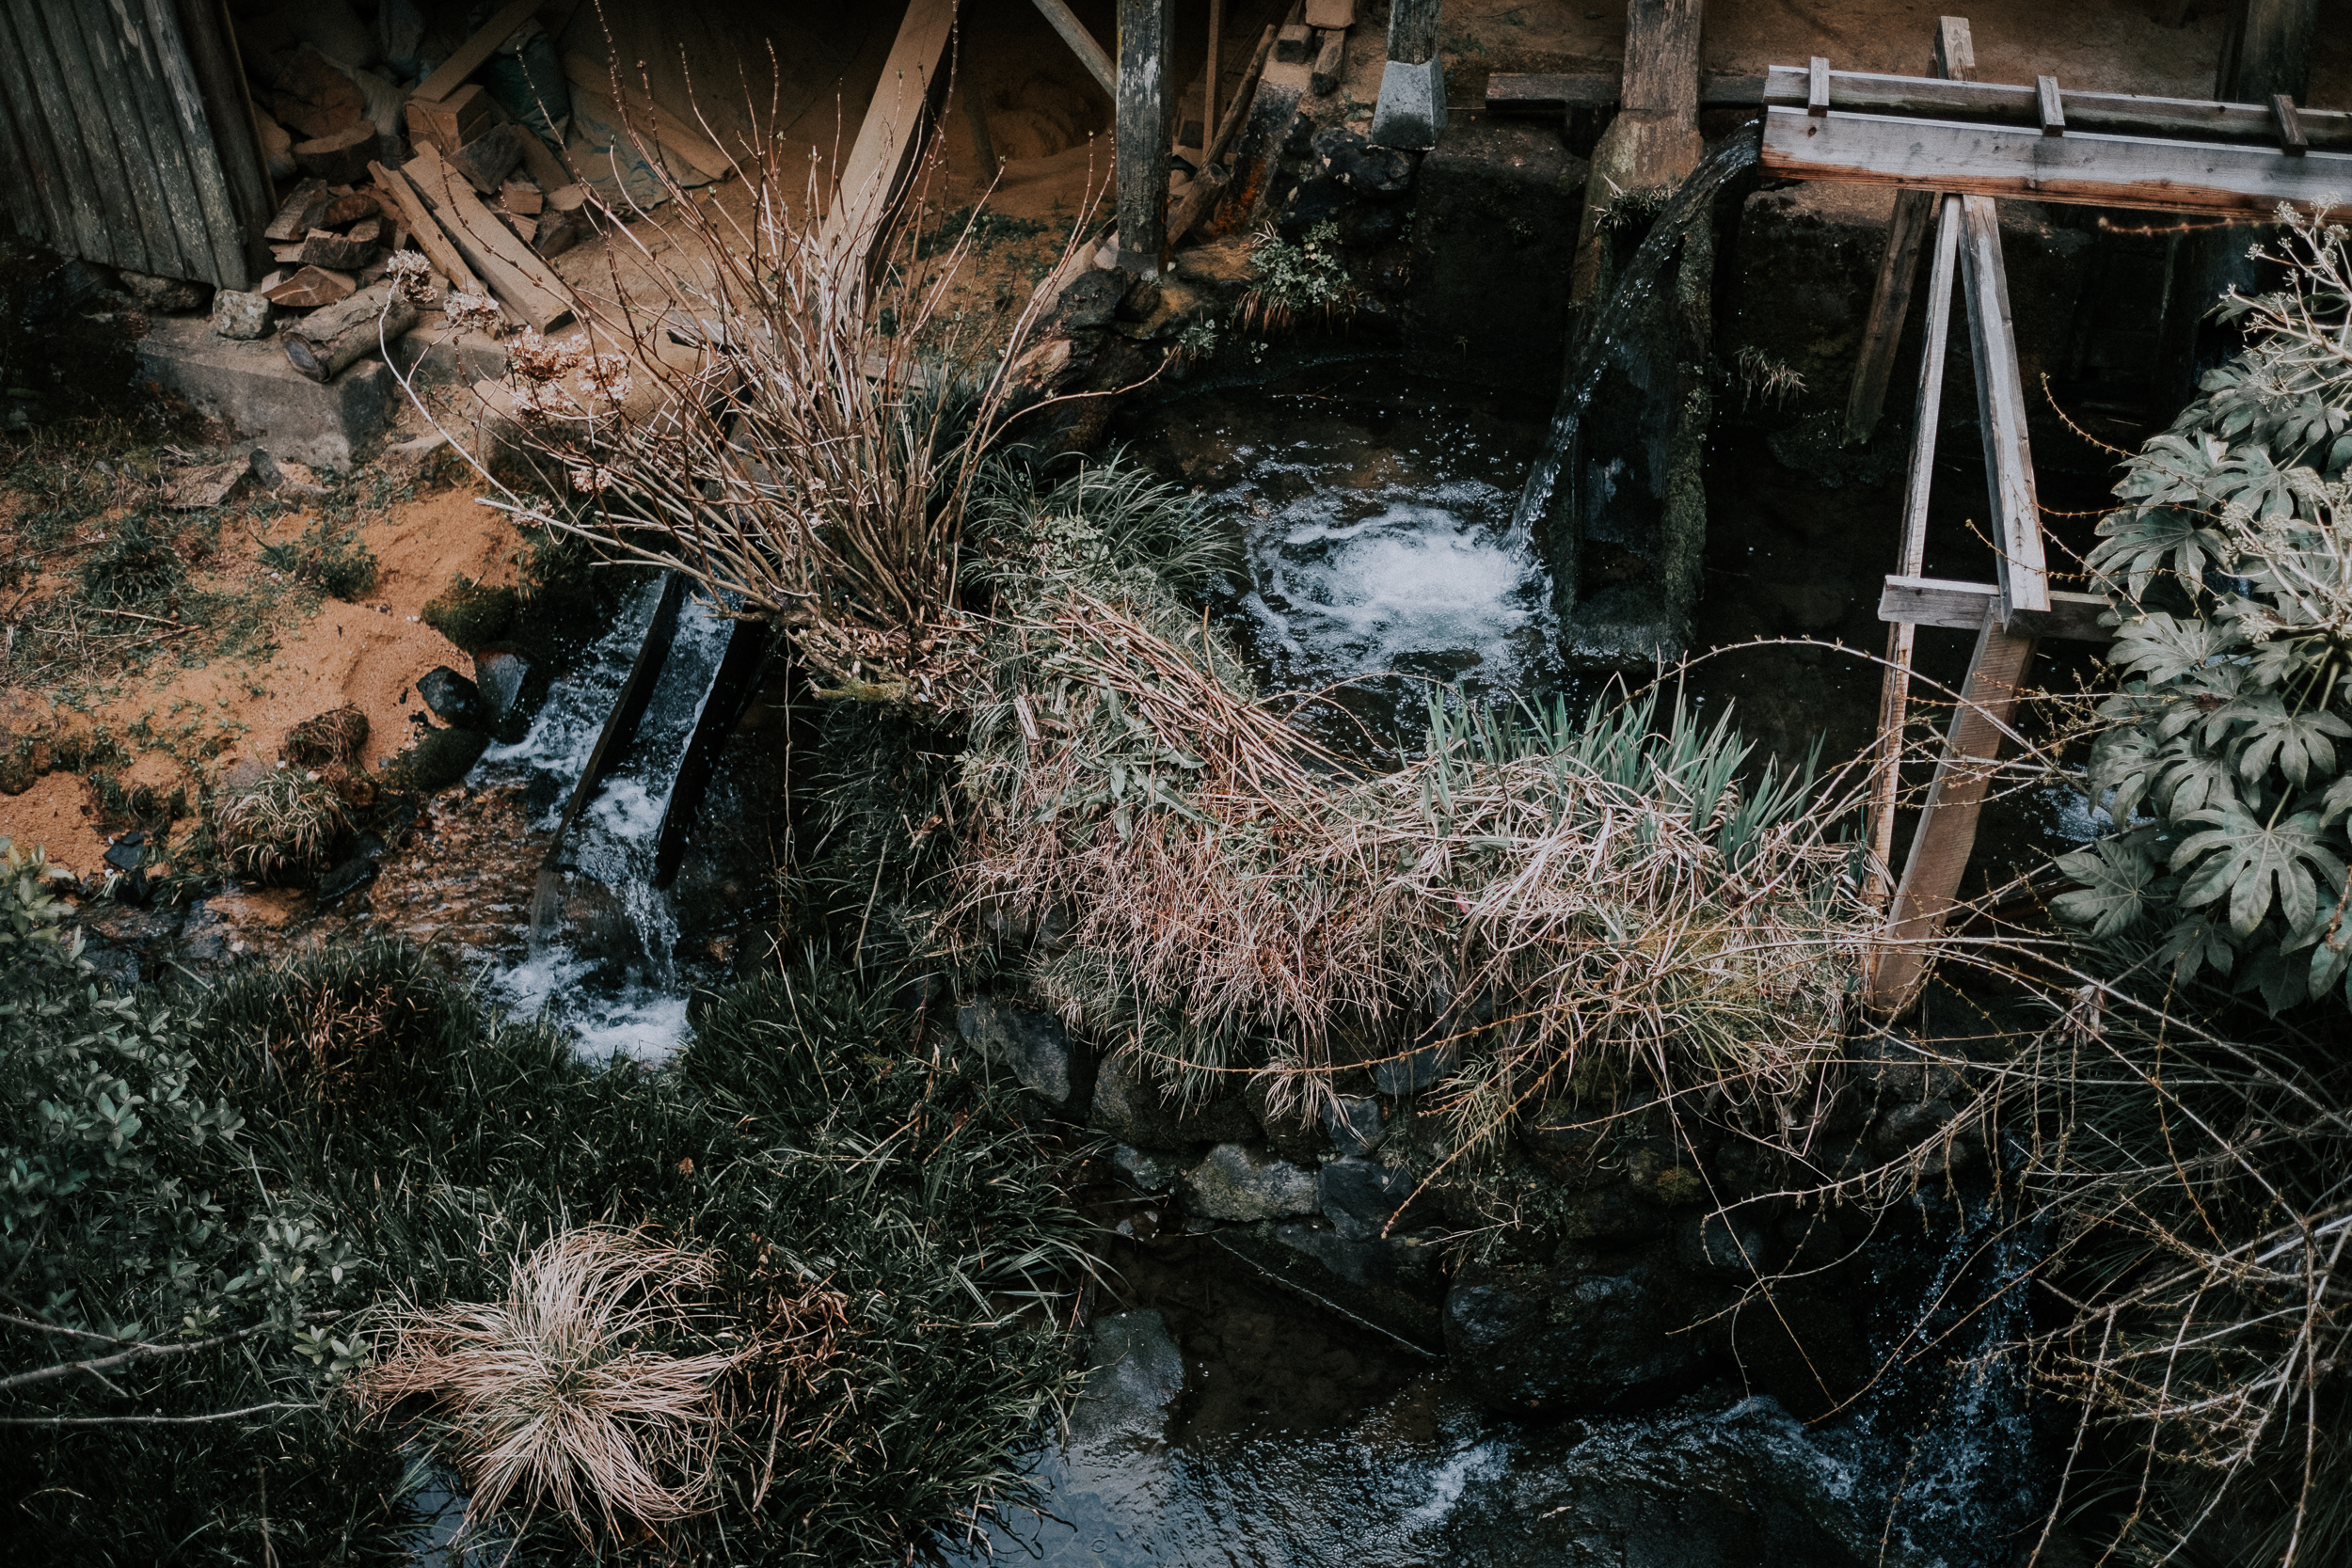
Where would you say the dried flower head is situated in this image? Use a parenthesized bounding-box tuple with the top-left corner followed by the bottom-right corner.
(385, 248, 435, 307)
(446, 292, 502, 336)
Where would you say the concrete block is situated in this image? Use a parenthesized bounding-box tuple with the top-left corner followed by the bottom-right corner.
(1404, 118, 1584, 391)
(1370, 55, 1445, 150)
(135, 316, 390, 468)
(211, 290, 272, 341)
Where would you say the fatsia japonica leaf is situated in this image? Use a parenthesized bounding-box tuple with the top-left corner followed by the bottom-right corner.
(2049, 840, 2158, 938)
(2152, 734, 2244, 818)
(2089, 502, 2230, 602)
(2173, 806, 2342, 937)
(2225, 694, 2352, 785)
(2107, 612, 2239, 686)
(2087, 724, 2163, 822)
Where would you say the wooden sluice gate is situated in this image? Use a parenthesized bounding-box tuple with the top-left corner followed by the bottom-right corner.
(1753, 11, 2334, 1014)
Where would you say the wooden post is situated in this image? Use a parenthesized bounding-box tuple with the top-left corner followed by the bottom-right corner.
(1569, 0, 1703, 307)
(2217, 0, 2318, 105)
(1387, 0, 1442, 64)
(1205, 0, 1221, 156)
(1956, 193, 2049, 624)
(1865, 193, 1963, 911)
(1841, 15, 1973, 444)
(1866, 609, 2039, 1013)
(1115, 0, 1171, 274)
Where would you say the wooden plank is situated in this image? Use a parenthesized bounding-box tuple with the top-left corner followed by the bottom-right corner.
(1844, 191, 1934, 445)
(1863, 194, 1961, 912)
(1933, 14, 1975, 82)
(1866, 611, 2039, 1014)
(2272, 93, 2308, 156)
(371, 158, 484, 297)
(1029, 0, 1116, 95)
(1957, 194, 2048, 622)
(22, 0, 154, 277)
(164, 0, 274, 285)
(92, 0, 214, 283)
(1620, 0, 1703, 121)
(1879, 576, 2111, 641)
(1807, 55, 1830, 116)
(2037, 75, 2065, 135)
(1758, 63, 2352, 151)
(414, 0, 539, 103)
(1759, 105, 2352, 216)
(1114, 0, 1169, 272)
(818, 0, 960, 278)
(0, 6, 77, 254)
(405, 146, 570, 330)
(560, 53, 732, 181)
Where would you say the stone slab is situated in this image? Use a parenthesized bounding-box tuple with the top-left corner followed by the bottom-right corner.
(135, 315, 390, 468)
(1370, 55, 1446, 150)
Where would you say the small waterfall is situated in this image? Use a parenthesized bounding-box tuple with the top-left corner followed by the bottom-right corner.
(469, 576, 737, 1062)
(1511, 136, 1757, 545)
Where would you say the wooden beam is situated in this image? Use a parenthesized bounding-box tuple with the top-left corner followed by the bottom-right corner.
(1956, 193, 2048, 624)
(1841, 24, 1965, 446)
(2037, 75, 2065, 135)
(1029, 0, 1117, 96)
(1866, 610, 2039, 1014)
(405, 145, 571, 330)
(1758, 64, 2352, 152)
(819, 0, 960, 281)
(371, 158, 483, 297)
(1114, 0, 1170, 273)
(1879, 576, 2111, 641)
(415, 0, 540, 103)
(1864, 194, 1962, 911)
(1759, 105, 2352, 216)
(2272, 93, 2308, 156)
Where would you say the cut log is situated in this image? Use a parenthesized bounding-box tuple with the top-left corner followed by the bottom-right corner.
(271, 244, 308, 264)
(280, 281, 420, 383)
(321, 192, 383, 229)
(405, 145, 574, 331)
(1275, 23, 1314, 64)
(293, 123, 375, 184)
(264, 265, 356, 309)
(300, 226, 378, 271)
(447, 124, 525, 197)
(532, 184, 594, 259)
(369, 158, 484, 298)
(501, 179, 545, 215)
(1311, 29, 1346, 97)
(505, 214, 539, 245)
(262, 177, 331, 243)
(405, 84, 501, 154)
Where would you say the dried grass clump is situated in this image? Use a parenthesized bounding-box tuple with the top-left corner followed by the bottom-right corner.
(485, 113, 1090, 708)
(212, 766, 350, 880)
(358, 1227, 750, 1541)
(283, 704, 368, 767)
(949, 484, 1872, 1149)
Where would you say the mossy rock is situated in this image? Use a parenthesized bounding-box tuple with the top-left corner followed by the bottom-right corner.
(383, 727, 488, 792)
(421, 578, 518, 653)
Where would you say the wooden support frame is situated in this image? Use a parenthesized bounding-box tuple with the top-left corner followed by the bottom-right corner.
(1956, 193, 2048, 625)
(1865, 610, 2039, 1013)
(1030, 0, 1118, 96)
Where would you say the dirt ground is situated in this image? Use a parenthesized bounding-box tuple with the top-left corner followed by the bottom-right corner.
(0, 469, 519, 880)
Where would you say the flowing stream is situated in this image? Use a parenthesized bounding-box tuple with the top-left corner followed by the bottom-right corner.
(465, 575, 735, 1063)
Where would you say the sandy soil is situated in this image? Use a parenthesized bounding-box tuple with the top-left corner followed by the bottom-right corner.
(0, 480, 521, 879)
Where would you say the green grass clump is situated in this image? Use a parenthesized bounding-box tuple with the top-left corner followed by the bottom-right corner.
(77, 515, 183, 610)
(211, 766, 351, 882)
(421, 577, 519, 651)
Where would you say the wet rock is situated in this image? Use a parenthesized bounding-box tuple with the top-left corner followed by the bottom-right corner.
(470, 644, 533, 728)
(1089, 1053, 1259, 1148)
(1180, 1142, 1320, 1223)
(1212, 1223, 1446, 1351)
(211, 289, 272, 340)
(1432, 1396, 1878, 1567)
(80, 942, 139, 992)
(415, 666, 485, 728)
(1518, 1110, 1604, 1177)
(1676, 1209, 1772, 1278)
(1110, 1145, 1190, 1193)
(1067, 1308, 1185, 1449)
(1445, 1250, 1718, 1414)
(1324, 1093, 1385, 1156)
(1319, 1157, 1429, 1242)
(1556, 1182, 1673, 1245)
(959, 997, 1082, 1108)
(285, 704, 369, 766)
(314, 853, 379, 906)
(1371, 1038, 1457, 1096)
(384, 727, 488, 792)
(1313, 126, 1417, 197)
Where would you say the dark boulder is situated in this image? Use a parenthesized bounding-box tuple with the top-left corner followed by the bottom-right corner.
(1089, 1053, 1260, 1148)
(959, 997, 1090, 1117)
(414, 666, 485, 729)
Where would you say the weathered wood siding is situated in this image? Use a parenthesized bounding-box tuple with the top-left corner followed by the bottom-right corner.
(0, 0, 266, 290)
